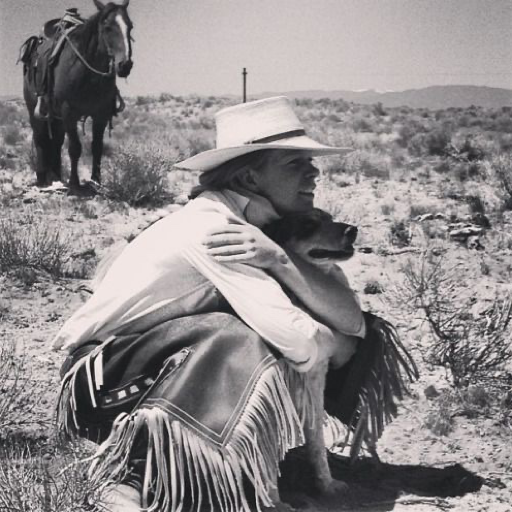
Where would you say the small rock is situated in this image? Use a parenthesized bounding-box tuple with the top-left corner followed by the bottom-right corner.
(424, 385, 440, 399)
(449, 225, 483, 240)
(174, 194, 189, 205)
(467, 236, 485, 251)
(414, 213, 434, 222)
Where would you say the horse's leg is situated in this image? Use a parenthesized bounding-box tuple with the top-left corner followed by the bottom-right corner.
(63, 114, 82, 192)
(91, 118, 108, 184)
(49, 120, 65, 183)
(30, 119, 52, 187)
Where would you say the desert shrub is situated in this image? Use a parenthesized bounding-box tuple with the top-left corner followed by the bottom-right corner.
(0, 147, 17, 170)
(395, 252, 512, 387)
(350, 115, 374, 133)
(0, 216, 72, 278)
(0, 439, 101, 512)
(389, 219, 412, 247)
(159, 92, 173, 103)
(423, 407, 453, 436)
(409, 201, 436, 219)
(420, 221, 447, 241)
(433, 158, 451, 174)
(484, 154, 512, 210)
(99, 143, 175, 207)
(465, 194, 486, 214)
(343, 150, 390, 180)
(135, 95, 156, 106)
(0, 342, 37, 432)
(457, 137, 486, 161)
(0, 102, 18, 126)
(2, 125, 23, 146)
(380, 202, 395, 216)
(408, 128, 452, 157)
(424, 386, 496, 436)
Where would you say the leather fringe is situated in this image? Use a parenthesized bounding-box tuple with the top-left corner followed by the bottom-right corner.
(58, 361, 312, 512)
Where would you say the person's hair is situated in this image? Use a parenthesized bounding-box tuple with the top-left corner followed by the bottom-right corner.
(189, 150, 274, 199)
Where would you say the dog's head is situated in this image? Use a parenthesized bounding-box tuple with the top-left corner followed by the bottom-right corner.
(264, 208, 358, 263)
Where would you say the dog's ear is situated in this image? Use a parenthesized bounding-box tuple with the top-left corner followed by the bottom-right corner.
(235, 168, 260, 193)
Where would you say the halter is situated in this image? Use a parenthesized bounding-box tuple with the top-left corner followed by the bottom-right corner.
(64, 30, 115, 77)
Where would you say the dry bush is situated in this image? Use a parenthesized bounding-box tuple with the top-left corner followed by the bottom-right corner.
(394, 251, 512, 388)
(389, 219, 412, 247)
(0, 216, 72, 278)
(0, 102, 20, 126)
(2, 125, 24, 146)
(0, 439, 101, 512)
(99, 143, 175, 207)
(0, 342, 31, 431)
(484, 153, 512, 210)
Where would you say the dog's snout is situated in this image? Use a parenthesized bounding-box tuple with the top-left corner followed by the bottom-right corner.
(345, 225, 358, 244)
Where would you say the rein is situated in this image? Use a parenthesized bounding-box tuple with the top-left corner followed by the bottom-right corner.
(63, 30, 114, 77)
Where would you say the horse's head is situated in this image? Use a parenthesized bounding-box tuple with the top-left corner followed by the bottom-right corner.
(94, 0, 133, 78)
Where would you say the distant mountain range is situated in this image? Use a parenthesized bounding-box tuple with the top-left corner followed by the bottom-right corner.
(3, 85, 512, 110)
(256, 85, 512, 110)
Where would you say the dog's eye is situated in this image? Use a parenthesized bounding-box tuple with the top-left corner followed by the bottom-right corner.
(297, 220, 319, 239)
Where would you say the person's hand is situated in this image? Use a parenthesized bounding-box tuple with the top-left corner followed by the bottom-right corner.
(329, 332, 358, 368)
(202, 220, 288, 269)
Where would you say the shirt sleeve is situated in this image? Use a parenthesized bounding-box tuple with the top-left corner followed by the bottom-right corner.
(179, 213, 320, 372)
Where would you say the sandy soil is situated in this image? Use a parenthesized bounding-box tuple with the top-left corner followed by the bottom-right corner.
(1, 171, 511, 511)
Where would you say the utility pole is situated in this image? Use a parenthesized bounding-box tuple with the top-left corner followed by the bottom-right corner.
(242, 67, 247, 103)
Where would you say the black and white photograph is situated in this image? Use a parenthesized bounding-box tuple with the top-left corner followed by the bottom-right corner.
(0, 1, 511, 510)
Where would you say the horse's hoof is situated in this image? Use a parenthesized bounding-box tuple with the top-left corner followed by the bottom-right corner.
(67, 184, 96, 197)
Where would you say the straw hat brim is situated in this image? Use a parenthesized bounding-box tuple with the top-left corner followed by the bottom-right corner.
(175, 135, 353, 172)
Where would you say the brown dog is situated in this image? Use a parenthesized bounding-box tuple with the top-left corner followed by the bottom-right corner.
(265, 209, 418, 504)
(264, 208, 359, 497)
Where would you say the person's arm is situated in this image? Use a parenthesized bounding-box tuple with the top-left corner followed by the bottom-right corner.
(269, 250, 366, 338)
(203, 221, 366, 338)
(181, 212, 350, 372)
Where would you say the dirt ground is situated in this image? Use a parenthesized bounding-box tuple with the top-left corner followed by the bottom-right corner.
(1, 167, 511, 511)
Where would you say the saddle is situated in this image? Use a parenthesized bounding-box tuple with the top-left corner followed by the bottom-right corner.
(43, 8, 84, 39)
(18, 9, 85, 119)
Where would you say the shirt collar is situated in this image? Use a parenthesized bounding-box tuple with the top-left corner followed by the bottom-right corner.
(222, 189, 250, 217)
(199, 189, 280, 228)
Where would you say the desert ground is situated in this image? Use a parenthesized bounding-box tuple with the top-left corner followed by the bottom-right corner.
(0, 94, 511, 511)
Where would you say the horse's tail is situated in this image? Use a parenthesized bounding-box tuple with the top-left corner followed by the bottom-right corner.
(324, 312, 419, 461)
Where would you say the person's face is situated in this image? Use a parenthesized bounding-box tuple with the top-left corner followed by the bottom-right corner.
(253, 150, 320, 215)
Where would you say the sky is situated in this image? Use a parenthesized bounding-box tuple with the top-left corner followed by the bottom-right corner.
(1, 0, 511, 98)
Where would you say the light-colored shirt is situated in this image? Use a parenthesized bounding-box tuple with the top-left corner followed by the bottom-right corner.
(52, 190, 333, 371)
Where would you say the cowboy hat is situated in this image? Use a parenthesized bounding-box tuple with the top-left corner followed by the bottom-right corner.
(175, 96, 353, 171)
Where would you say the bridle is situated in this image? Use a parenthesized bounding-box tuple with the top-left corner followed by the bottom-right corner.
(63, 8, 131, 78)
(63, 30, 115, 77)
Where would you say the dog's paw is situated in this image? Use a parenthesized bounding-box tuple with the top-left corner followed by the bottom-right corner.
(314, 477, 349, 498)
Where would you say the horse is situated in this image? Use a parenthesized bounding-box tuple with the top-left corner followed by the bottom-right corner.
(22, 0, 133, 194)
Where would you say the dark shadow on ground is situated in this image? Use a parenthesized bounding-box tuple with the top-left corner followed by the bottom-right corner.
(278, 449, 484, 511)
